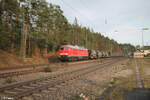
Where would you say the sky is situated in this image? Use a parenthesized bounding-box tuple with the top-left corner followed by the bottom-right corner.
(47, 0, 150, 46)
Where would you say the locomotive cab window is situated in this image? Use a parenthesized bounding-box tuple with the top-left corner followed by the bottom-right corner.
(65, 48, 69, 51)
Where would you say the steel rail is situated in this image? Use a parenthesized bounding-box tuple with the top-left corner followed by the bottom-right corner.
(0, 58, 110, 78)
(0, 58, 113, 92)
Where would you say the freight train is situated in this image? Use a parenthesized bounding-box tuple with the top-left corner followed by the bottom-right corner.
(59, 45, 114, 61)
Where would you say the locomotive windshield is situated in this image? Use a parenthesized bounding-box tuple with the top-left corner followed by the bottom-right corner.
(60, 48, 64, 51)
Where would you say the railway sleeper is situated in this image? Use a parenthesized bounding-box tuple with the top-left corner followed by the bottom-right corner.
(4, 90, 17, 95)
(32, 93, 43, 100)
(6, 89, 24, 94)
(41, 80, 54, 84)
(22, 85, 35, 89)
(22, 96, 33, 100)
(15, 86, 32, 90)
(47, 88, 58, 92)
(29, 84, 42, 87)
(13, 88, 27, 92)
(34, 82, 49, 86)
(54, 85, 63, 89)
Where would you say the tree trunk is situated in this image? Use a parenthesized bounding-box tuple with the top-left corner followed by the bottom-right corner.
(24, 24, 28, 49)
(43, 48, 47, 57)
(28, 27, 31, 57)
(11, 32, 15, 53)
(32, 46, 41, 58)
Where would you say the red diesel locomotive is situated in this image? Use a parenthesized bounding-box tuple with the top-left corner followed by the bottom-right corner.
(59, 45, 88, 61)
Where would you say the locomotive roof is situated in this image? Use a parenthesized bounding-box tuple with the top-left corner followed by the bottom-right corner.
(62, 45, 88, 50)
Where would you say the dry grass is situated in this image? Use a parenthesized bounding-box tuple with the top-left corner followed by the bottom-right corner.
(0, 50, 48, 68)
(0, 50, 24, 67)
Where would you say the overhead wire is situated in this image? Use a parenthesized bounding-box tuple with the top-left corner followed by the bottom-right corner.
(60, 0, 94, 27)
(79, 0, 90, 10)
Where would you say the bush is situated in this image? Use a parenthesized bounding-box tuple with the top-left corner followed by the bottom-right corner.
(44, 66, 52, 72)
(5, 77, 16, 84)
(70, 94, 83, 100)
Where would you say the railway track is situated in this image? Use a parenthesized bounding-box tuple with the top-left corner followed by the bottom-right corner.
(0, 57, 125, 100)
(0, 69, 42, 78)
(0, 58, 110, 78)
(0, 58, 105, 71)
(0, 64, 49, 71)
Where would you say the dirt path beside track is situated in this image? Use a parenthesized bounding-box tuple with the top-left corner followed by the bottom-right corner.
(102, 58, 150, 100)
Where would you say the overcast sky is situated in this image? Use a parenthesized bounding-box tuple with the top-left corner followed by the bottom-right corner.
(47, 0, 150, 46)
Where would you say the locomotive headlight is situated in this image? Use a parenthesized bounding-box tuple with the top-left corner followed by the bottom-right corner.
(60, 53, 68, 55)
(64, 53, 68, 55)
